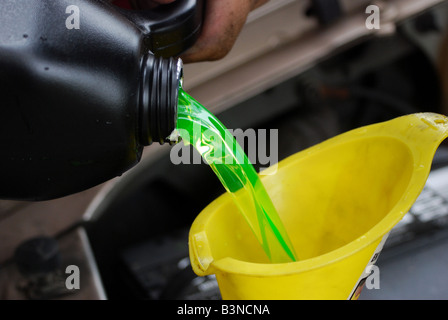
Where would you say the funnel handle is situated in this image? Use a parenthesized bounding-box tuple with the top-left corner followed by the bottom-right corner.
(189, 231, 214, 276)
(398, 113, 448, 146)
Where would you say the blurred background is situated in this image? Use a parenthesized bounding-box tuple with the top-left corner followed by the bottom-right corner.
(2, 0, 448, 299)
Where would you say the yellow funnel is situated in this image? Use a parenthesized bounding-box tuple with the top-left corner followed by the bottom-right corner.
(189, 113, 448, 300)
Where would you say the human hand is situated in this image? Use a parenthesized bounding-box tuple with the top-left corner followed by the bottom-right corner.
(129, 0, 270, 63)
(180, 0, 270, 63)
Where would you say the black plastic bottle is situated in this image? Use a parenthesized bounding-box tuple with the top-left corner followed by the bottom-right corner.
(0, 0, 203, 200)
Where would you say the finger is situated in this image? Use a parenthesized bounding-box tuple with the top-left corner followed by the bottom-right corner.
(181, 0, 253, 63)
(252, 0, 270, 10)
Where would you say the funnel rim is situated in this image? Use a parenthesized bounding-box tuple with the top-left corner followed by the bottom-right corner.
(189, 113, 448, 277)
(190, 167, 430, 277)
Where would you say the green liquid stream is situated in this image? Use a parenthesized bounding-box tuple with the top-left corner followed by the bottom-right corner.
(176, 88, 297, 263)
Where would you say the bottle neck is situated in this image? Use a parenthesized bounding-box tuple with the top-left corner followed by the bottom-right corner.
(139, 54, 183, 146)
